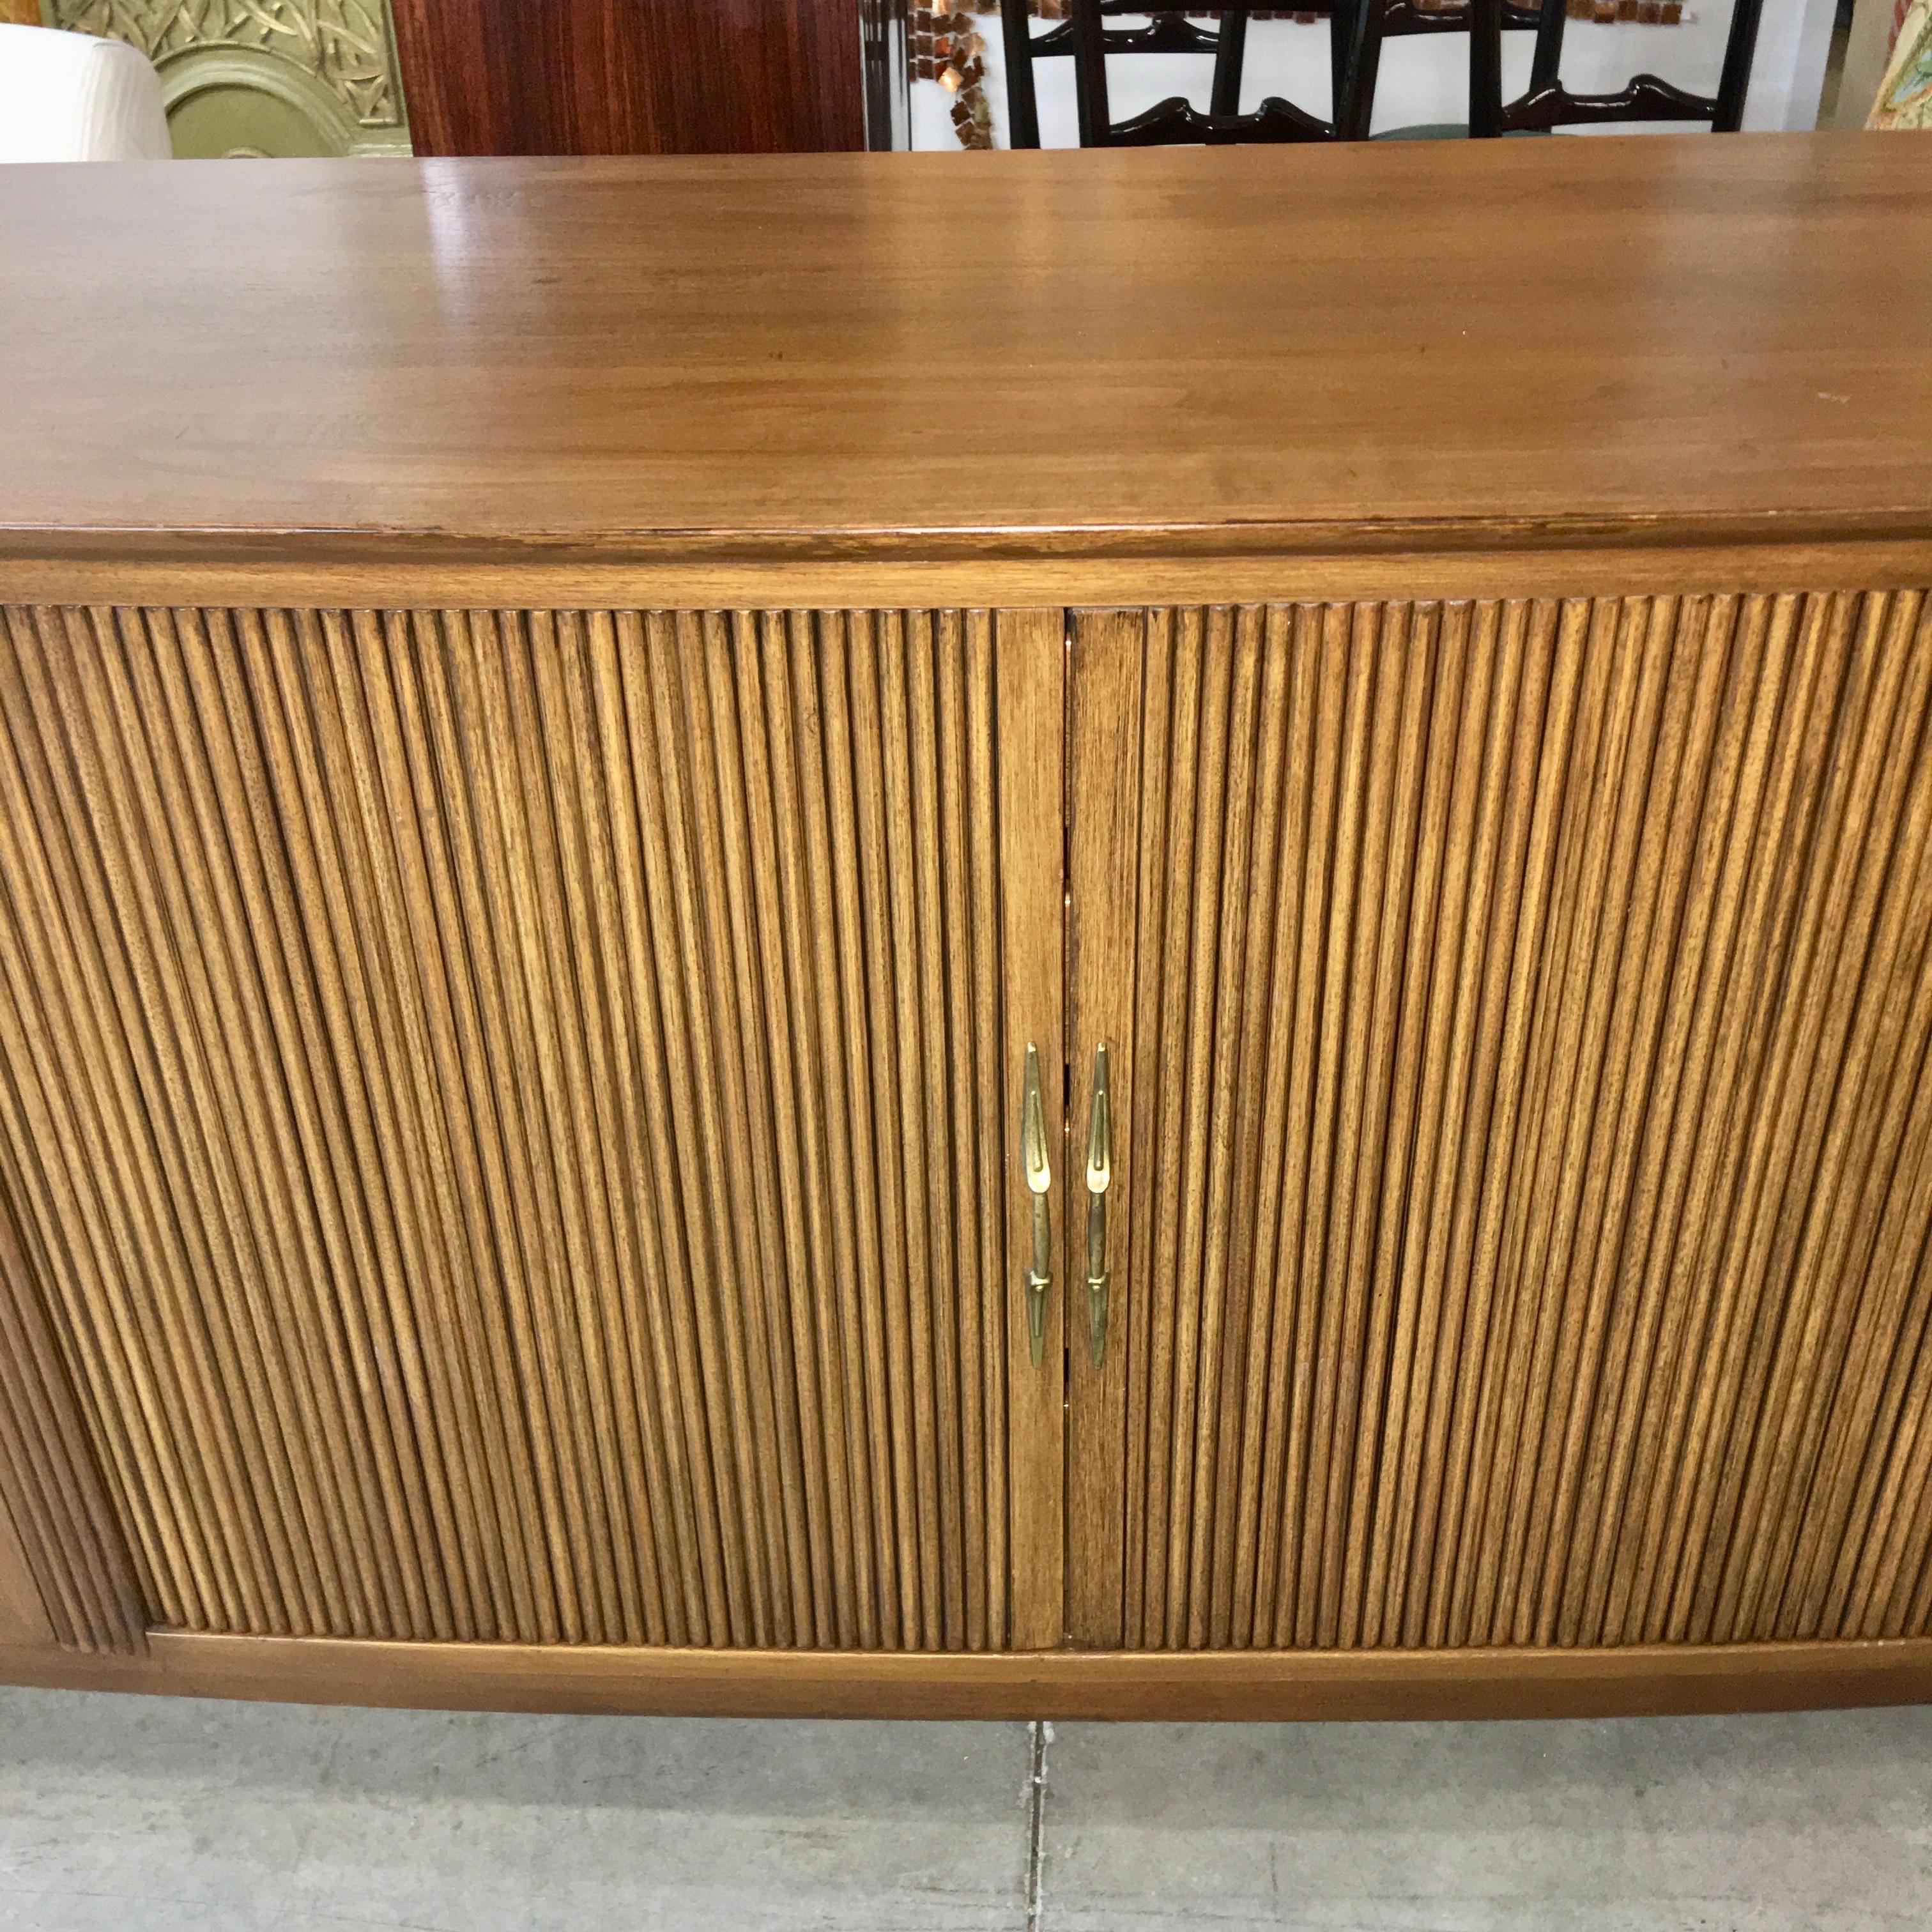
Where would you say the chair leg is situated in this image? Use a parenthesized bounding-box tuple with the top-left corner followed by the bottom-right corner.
(1209, 2, 1251, 141)
(1338, 0, 1383, 139)
(1326, 4, 1348, 125)
(1469, 0, 1505, 135)
(1712, 0, 1767, 129)
(999, 0, 1042, 148)
(1529, 0, 1568, 92)
(1069, 0, 1110, 146)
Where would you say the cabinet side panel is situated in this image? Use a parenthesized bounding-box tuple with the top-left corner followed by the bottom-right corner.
(1113, 589, 1932, 1652)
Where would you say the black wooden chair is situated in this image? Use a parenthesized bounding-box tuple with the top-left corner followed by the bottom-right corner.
(1338, 0, 1545, 140)
(1469, 0, 1767, 134)
(999, 0, 1345, 148)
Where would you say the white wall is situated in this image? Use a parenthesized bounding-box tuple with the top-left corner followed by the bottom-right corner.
(908, 3, 1836, 147)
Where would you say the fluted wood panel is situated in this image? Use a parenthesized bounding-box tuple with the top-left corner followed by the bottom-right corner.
(1075, 592, 1932, 1652)
(0, 1187, 144, 1653)
(0, 602, 1027, 1652)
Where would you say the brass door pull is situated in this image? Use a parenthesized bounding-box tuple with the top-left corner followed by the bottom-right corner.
(1021, 1042, 1052, 1368)
(1085, 1043, 1112, 1367)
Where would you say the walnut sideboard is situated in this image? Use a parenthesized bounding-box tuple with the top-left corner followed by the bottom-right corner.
(2, 137, 1931, 1720)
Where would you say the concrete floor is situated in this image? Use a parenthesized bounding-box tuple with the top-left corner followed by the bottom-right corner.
(0, 1691, 1927, 1931)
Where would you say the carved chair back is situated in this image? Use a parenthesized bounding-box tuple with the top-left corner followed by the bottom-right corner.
(1468, 0, 1766, 134)
(999, 1, 1344, 146)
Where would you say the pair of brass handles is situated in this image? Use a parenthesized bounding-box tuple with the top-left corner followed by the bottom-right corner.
(1020, 1041, 1112, 1370)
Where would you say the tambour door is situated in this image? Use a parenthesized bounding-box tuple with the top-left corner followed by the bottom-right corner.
(1068, 593, 1932, 1655)
(0, 601, 1064, 1658)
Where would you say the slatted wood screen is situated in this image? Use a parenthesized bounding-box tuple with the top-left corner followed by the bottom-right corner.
(1078, 592, 1932, 1652)
(0, 603, 1023, 1652)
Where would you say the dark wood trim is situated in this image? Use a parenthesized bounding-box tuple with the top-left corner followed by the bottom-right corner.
(3, 1632, 1929, 1721)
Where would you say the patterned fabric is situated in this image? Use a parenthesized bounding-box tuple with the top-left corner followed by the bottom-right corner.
(1870, 0, 1932, 126)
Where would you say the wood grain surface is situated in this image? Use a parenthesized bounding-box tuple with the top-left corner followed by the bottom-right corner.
(1066, 608, 1145, 1646)
(1073, 589, 1932, 1653)
(1, 138, 1928, 564)
(4, 1628, 1932, 1722)
(997, 610, 1069, 1650)
(387, 0, 866, 157)
(0, 601, 1054, 1652)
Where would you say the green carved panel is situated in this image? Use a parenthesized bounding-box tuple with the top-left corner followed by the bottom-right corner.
(43, 0, 412, 157)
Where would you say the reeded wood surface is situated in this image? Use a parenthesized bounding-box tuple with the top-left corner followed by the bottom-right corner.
(0, 602, 1041, 1652)
(1072, 590, 1932, 1651)
(2, 139, 1930, 564)
(0, 1506, 52, 1651)
(0, 1190, 142, 1653)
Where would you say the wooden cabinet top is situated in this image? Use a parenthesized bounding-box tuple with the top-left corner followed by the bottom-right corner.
(3, 137, 1929, 569)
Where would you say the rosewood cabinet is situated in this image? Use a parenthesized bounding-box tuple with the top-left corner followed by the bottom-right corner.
(387, 0, 873, 155)
(2, 139, 1931, 1720)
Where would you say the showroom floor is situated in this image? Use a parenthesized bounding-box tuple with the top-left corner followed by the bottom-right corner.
(0, 1689, 1928, 1930)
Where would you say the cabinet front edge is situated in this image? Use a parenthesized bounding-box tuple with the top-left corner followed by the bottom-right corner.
(3, 1632, 1928, 1722)
(3, 539, 1929, 614)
